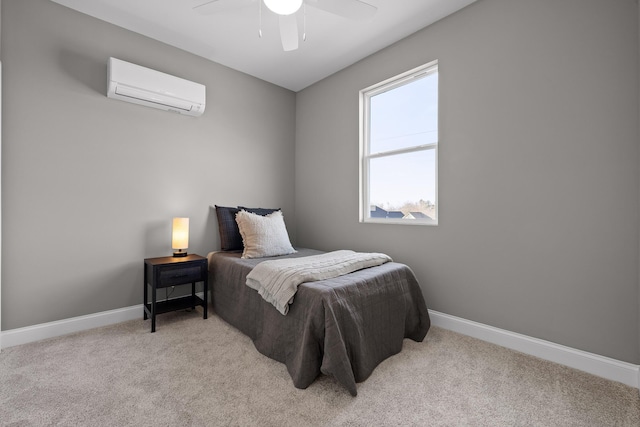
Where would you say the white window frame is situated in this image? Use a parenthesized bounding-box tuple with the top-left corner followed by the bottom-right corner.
(359, 60, 439, 225)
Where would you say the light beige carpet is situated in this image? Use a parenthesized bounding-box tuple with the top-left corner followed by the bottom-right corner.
(1, 308, 639, 426)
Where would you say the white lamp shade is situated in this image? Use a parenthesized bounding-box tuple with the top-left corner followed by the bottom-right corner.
(172, 217, 189, 250)
(263, 0, 303, 16)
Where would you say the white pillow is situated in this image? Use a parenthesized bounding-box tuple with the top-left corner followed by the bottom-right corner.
(236, 210, 297, 259)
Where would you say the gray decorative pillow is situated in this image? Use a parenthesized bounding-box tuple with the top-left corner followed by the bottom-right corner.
(215, 205, 242, 251)
(237, 206, 281, 216)
(235, 210, 296, 259)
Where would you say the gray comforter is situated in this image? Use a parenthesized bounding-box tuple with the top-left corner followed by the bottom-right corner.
(208, 248, 430, 396)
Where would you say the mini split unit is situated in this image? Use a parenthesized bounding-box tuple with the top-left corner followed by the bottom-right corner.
(107, 57, 206, 117)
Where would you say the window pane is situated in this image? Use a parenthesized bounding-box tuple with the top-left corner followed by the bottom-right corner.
(369, 72, 438, 154)
(369, 149, 437, 220)
(360, 61, 438, 225)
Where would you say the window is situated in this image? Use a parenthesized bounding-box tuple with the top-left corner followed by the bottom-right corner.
(359, 61, 438, 225)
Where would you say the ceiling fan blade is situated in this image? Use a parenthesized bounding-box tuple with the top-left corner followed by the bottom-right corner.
(307, 0, 377, 21)
(279, 14, 299, 52)
(193, 0, 255, 15)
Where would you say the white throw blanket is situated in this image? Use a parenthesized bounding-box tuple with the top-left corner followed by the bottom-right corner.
(246, 250, 393, 315)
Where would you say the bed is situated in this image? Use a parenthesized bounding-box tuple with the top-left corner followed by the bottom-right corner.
(209, 206, 430, 396)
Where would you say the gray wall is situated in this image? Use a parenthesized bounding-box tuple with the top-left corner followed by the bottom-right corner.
(1, 0, 296, 329)
(2, 0, 639, 367)
(295, 0, 640, 364)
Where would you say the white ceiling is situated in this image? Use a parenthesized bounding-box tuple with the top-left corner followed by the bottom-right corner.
(51, 0, 477, 92)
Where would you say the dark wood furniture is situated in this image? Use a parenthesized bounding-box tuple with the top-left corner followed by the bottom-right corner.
(144, 254, 208, 332)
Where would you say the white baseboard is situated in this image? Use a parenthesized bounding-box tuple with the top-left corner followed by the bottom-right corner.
(428, 309, 640, 389)
(0, 291, 207, 350)
(1, 305, 143, 349)
(2, 305, 638, 390)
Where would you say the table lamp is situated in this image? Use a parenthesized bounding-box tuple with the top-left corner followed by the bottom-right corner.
(172, 217, 189, 257)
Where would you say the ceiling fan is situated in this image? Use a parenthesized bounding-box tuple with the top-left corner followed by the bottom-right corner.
(193, 0, 377, 52)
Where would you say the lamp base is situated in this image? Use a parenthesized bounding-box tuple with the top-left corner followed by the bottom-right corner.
(173, 250, 188, 257)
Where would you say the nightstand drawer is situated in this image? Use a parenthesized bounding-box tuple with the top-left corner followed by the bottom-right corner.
(158, 265, 203, 287)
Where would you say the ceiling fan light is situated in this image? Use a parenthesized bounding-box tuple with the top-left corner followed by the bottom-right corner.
(264, 0, 303, 16)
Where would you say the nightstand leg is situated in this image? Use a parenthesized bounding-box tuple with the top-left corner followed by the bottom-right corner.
(191, 282, 196, 309)
(143, 263, 148, 320)
(203, 276, 208, 319)
(151, 282, 156, 333)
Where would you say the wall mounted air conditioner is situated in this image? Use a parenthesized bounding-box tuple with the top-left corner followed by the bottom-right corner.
(107, 57, 205, 117)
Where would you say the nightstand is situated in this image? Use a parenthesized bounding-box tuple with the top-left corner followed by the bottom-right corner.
(143, 254, 208, 332)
